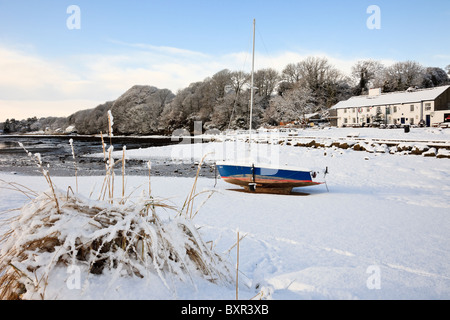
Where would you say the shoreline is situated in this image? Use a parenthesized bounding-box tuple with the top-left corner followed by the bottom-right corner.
(0, 158, 217, 178)
(0, 133, 215, 178)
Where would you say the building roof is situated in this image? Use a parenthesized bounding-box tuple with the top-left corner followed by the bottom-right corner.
(330, 85, 450, 110)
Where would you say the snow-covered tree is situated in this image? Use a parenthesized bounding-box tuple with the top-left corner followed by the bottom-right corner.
(295, 57, 348, 108)
(264, 86, 315, 124)
(229, 70, 249, 95)
(382, 61, 424, 92)
(253, 68, 279, 98)
(351, 60, 385, 95)
(281, 63, 302, 84)
(210, 69, 232, 99)
(108, 86, 174, 135)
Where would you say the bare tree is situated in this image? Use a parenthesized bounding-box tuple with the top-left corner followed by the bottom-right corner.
(229, 70, 249, 95)
(264, 85, 315, 124)
(281, 63, 302, 84)
(253, 68, 279, 98)
(351, 60, 385, 95)
(294, 56, 348, 108)
(382, 61, 424, 92)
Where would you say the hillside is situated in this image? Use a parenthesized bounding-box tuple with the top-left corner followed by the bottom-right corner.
(1, 85, 175, 135)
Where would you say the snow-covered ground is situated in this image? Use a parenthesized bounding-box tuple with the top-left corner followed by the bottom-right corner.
(286, 126, 450, 141)
(1, 127, 450, 300)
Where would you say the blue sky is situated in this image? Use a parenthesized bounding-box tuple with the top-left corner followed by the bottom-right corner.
(0, 0, 449, 121)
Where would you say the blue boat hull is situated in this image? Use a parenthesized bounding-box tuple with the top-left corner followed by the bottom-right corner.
(217, 163, 321, 191)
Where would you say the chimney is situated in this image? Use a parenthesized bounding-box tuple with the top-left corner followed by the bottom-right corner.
(368, 88, 382, 96)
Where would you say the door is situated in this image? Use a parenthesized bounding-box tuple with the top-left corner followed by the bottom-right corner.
(426, 115, 431, 127)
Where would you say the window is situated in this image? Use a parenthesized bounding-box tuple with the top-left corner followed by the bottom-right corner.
(410, 105, 415, 112)
(344, 109, 347, 113)
(344, 118, 348, 124)
(393, 106, 397, 113)
(366, 107, 371, 112)
(425, 103, 431, 111)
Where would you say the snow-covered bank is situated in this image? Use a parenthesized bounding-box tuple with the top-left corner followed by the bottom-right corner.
(1, 138, 449, 299)
(88, 127, 450, 165)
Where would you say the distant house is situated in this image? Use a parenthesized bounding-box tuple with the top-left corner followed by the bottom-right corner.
(330, 85, 450, 127)
(279, 113, 323, 127)
(65, 125, 78, 134)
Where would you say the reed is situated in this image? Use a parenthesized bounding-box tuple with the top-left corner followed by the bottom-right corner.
(179, 153, 216, 220)
(0, 178, 232, 299)
(69, 138, 78, 193)
(0, 120, 232, 300)
(17, 142, 60, 214)
(121, 146, 126, 204)
(147, 160, 152, 198)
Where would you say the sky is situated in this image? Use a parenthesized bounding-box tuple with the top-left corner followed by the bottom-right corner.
(0, 0, 449, 122)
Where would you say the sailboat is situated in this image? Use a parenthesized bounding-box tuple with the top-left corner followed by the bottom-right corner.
(216, 19, 326, 194)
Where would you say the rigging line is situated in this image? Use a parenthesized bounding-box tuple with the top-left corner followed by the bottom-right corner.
(240, 24, 254, 73)
(256, 24, 276, 69)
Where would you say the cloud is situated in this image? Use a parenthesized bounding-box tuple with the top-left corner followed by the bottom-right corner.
(0, 42, 399, 121)
(433, 54, 450, 61)
(0, 47, 84, 99)
(0, 99, 104, 121)
(0, 44, 223, 120)
(108, 39, 210, 60)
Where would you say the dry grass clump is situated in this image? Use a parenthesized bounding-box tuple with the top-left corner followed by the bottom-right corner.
(0, 187, 232, 300)
(0, 113, 233, 300)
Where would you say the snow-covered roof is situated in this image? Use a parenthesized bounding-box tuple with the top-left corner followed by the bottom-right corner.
(331, 85, 450, 110)
(304, 112, 319, 119)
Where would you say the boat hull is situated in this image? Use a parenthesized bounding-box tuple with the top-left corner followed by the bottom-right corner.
(216, 163, 322, 191)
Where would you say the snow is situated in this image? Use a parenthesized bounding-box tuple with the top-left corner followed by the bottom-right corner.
(331, 85, 450, 110)
(107, 110, 114, 133)
(1, 127, 450, 300)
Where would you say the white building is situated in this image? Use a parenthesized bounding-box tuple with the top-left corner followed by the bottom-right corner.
(330, 85, 450, 127)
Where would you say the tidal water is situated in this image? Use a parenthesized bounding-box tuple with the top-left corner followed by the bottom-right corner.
(0, 135, 215, 177)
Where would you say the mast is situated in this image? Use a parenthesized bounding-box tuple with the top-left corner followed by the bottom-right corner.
(249, 18, 255, 144)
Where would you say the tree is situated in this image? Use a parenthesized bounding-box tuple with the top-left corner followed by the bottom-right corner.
(295, 56, 348, 108)
(264, 85, 315, 125)
(351, 60, 385, 95)
(210, 69, 232, 99)
(278, 63, 301, 96)
(98, 85, 175, 135)
(446, 65, 450, 76)
(229, 71, 249, 96)
(382, 61, 424, 92)
(3, 119, 10, 133)
(253, 68, 279, 98)
(297, 57, 331, 92)
(422, 67, 449, 88)
(281, 63, 302, 84)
